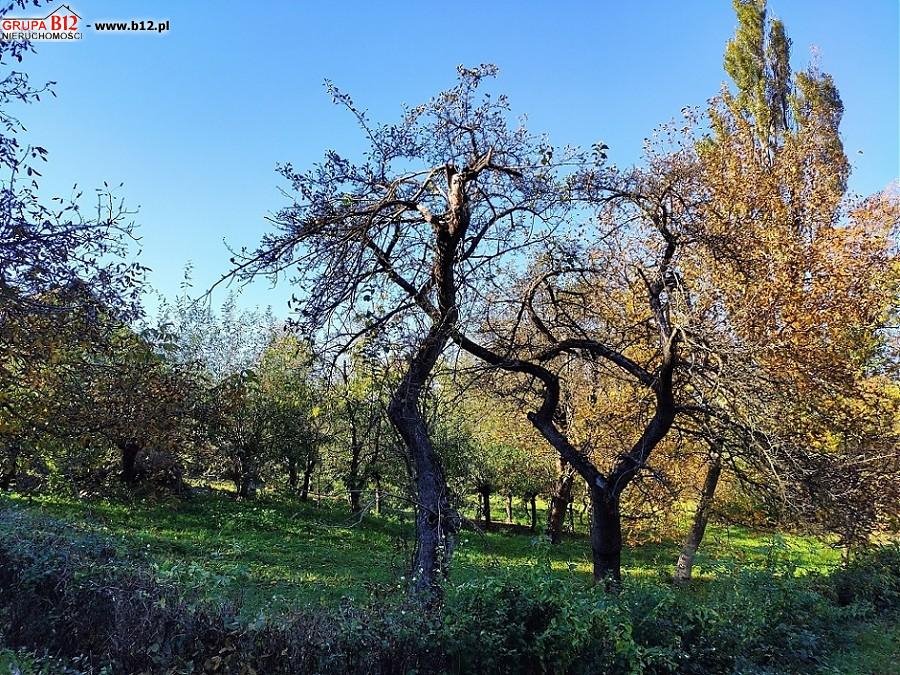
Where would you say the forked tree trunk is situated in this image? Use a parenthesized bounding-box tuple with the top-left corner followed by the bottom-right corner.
(451, 205, 681, 589)
(674, 456, 722, 583)
(547, 458, 575, 543)
(300, 456, 315, 500)
(589, 486, 623, 587)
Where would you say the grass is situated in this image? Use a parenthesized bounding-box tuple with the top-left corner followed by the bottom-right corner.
(820, 619, 900, 674)
(0, 488, 840, 612)
(0, 489, 894, 673)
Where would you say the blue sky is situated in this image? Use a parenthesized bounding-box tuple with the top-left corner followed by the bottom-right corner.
(14, 0, 900, 315)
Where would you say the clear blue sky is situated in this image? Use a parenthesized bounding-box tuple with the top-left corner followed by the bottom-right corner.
(16, 1, 900, 314)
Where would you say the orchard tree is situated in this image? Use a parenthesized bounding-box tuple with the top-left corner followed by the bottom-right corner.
(73, 327, 198, 488)
(1, 2, 145, 480)
(449, 375, 556, 529)
(458, 0, 899, 586)
(0, 4, 144, 381)
(228, 66, 595, 598)
(257, 334, 325, 498)
(160, 292, 282, 493)
(330, 352, 397, 515)
(668, 0, 900, 578)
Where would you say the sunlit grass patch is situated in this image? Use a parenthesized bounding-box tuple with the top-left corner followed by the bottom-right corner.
(0, 490, 842, 612)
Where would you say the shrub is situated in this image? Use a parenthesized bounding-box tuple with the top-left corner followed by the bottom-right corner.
(828, 543, 900, 611)
(1, 506, 898, 674)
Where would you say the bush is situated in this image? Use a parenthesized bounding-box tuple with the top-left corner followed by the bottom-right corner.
(828, 543, 900, 611)
(1, 506, 898, 674)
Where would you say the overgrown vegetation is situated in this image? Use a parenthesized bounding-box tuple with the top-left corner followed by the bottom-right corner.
(0, 491, 842, 609)
(0, 501, 896, 674)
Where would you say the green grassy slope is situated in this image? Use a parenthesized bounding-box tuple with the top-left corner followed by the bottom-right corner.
(0, 490, 840, 609)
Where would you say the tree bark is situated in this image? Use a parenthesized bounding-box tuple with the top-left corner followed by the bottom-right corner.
(347, 455, 363, 516)
(529, 494, 538, 532)
(300, 455, 315, 500)
(374, 476, 383, 515)
(674, 456, 722, 583)
(547, 458, 575, 543)
(235, 453, 258, 499)
(237, 475, 255, 499)
(287, 457, 299, 492)
(119, 440, 141, 485)
(387, 325, 458, 602)
(0, 443, 19, 491)
(589, 486, 623, 588)
(479, 488, 492, 528)
(346, 400, 364, 515)
(505, 494, 513, 524)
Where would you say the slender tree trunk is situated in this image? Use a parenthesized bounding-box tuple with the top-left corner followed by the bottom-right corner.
(589, 486, 623, 587)
(374, 482, 382, 515)
(287, 457, 299, 492)
(236, 453, 257, 499)
(300, 456, 315, 501)
(0, 443, 19, 491)
(346, 404, 365, 515)
(505, 494, 513, 524)
(479, 489, 492, 528)
(347, 444, 363, 516)
(385, 158, 486, 601)
(674, 456, 722, 583)
(119, 440, 141, 485)
(529, 494, 538, 532)
(547, 458, 575, 543)
(348, 486, 362, 515)
(237, 476, 251, 499)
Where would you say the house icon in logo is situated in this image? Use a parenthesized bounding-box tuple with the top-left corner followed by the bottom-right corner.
(44, 4, 80, 20)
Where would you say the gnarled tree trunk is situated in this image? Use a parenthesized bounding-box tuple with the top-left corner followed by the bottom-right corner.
(388, 325, 458, 602)
(589, 486, 623, 586)
(547, 457, 575, 543)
